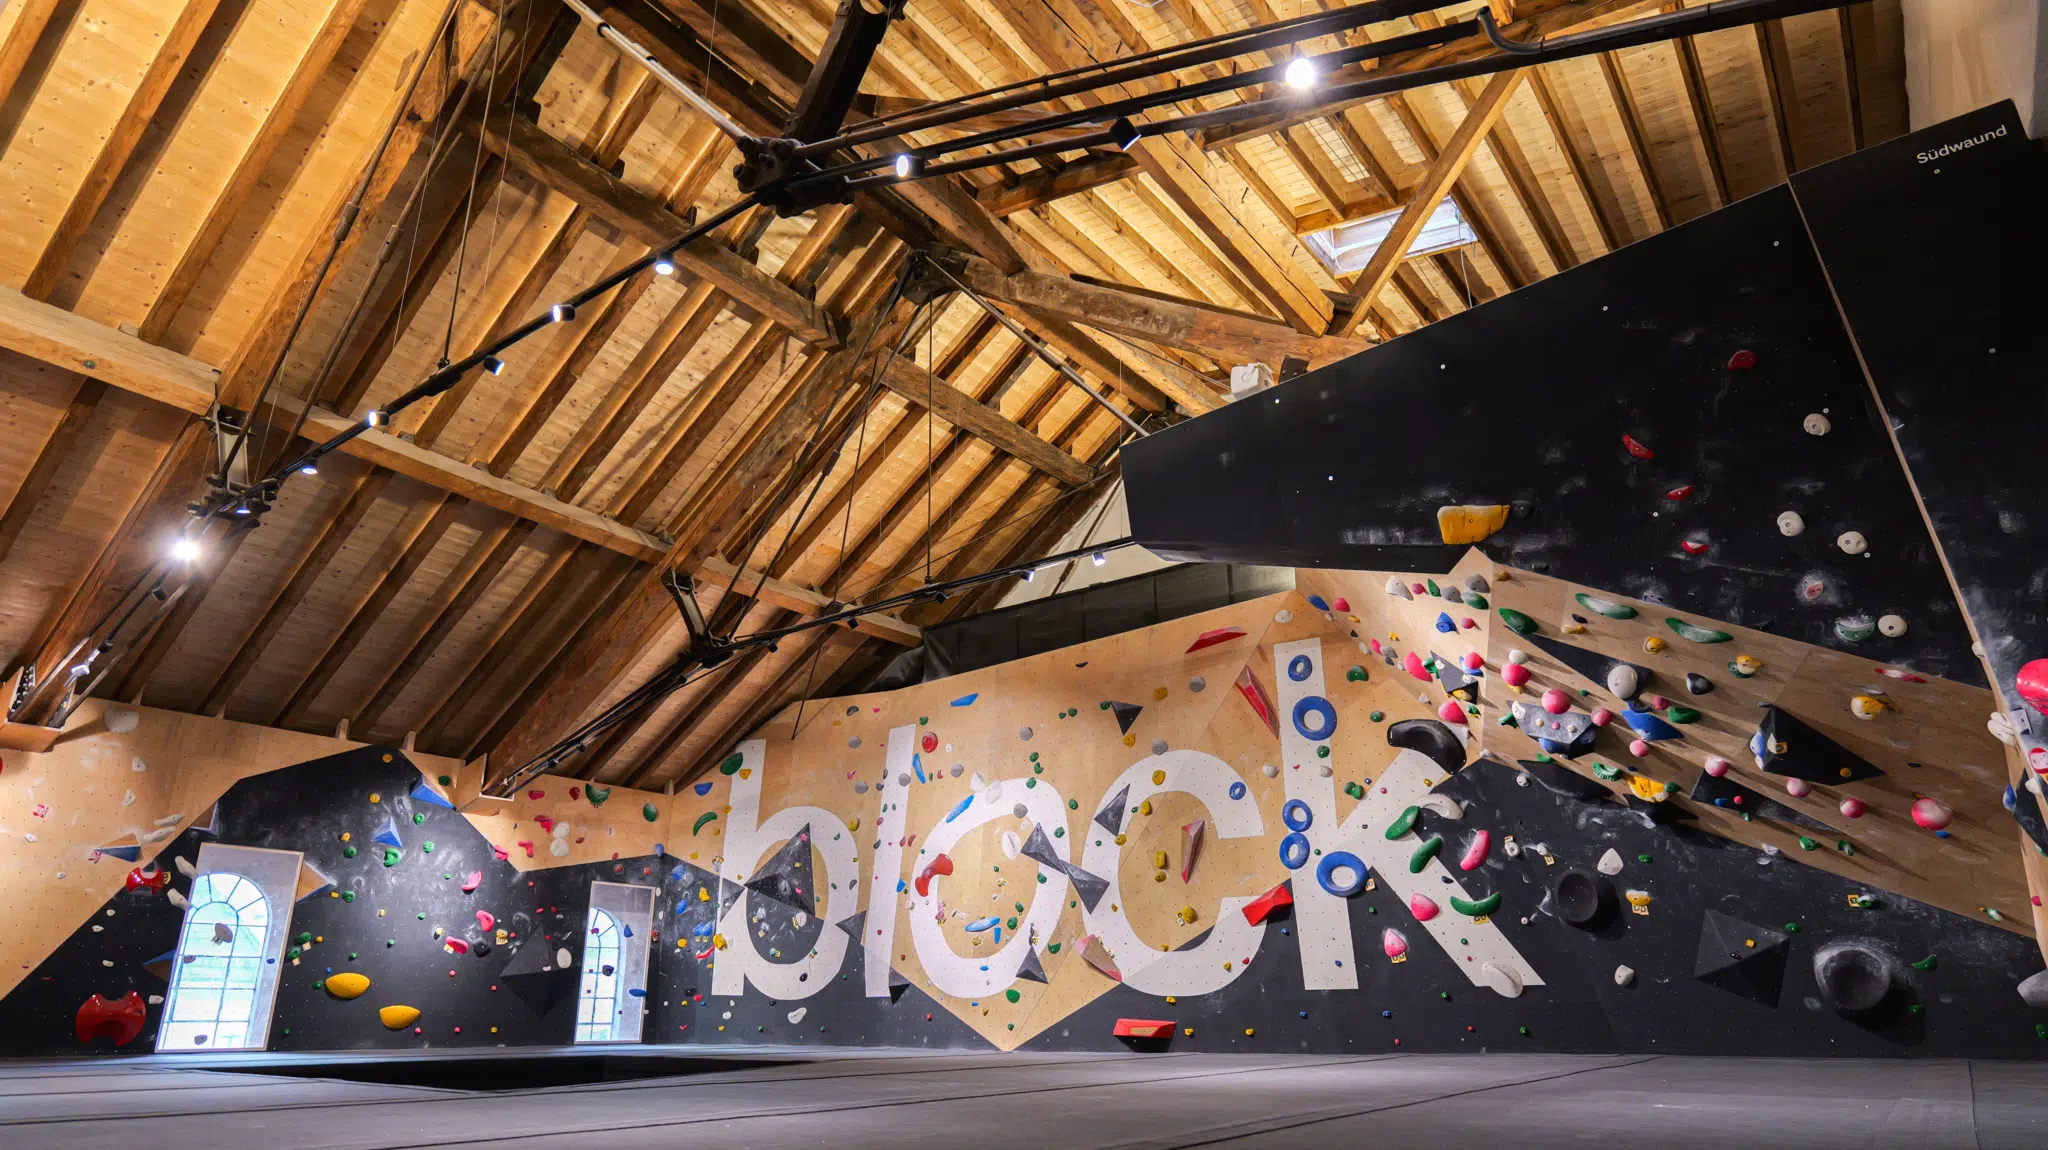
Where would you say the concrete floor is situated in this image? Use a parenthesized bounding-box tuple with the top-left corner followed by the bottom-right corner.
(2, 1046, 2045, 1149)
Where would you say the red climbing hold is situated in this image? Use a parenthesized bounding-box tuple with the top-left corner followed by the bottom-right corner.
(1332, 598, 1351, 613)
(1666, 485, 1694, 501)
(1242, 882, 1295, 926)
(921, 732, 938, 753)
(1728, 350, 1757, 369)
(1404, 651, 1431, 683)
(1542, 688, 1570, 715)
(1461, 651, 1484, 672)
(516, 840, 535, 858)
(914, 853, 955, 897)
(1235, 668, 1279, 737)
(1622, 434, 1655, 460)
(75, 992, 146, 1047)
(1369, 638, 1383, 655)
(527, 790, 545, 801)
(1113, 1019, 1176, 1039)
(1438, 700, 1468, 725)
(1502, 663, 1531, 688)
(2016, 659, 2048, 716)
(1186, 626, 1248, 653)
(124, 865, 169, 894)
(569, 787, 581, 802)
(1681, 540, 1709, 556)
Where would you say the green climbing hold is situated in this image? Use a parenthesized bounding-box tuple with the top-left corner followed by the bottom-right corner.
(919, 716, 928, 725)
(1465, 594, 1487, 609)
(1005, 989, 1020, 1003)
(1666, 706, 1701, 724)
(343, 845, 357, 858)
(413, 812, 426, 825)
(1409, 834, 1444, 873)
(1798, 836, 1818, 851)
(1006, 917, 1019, 931)
(1908, 1004, 1924, 1014)
(1449, 892, 1501, 917)
(1835, 839, 1854, 856)
(1033, 763, 1043, 774)
(1029, 752, 1039, 762)
(1047, 942, 1061, 954)
(421, 841, 434, 853)
(1345, 781, 1365, 800)
(1911, 954, 1937, 971)
(692, 812, 719, 835)
(382, 848, 402, 867)
(719, 753, 745, 775)
(1426, 579, 1441, 597)
(586, 785, 611, 807)
(642, 802, 659, 822)
(1498, 608, 1536, 635)
(1785, 923, 1801, 933)
(1316, 746, 1330, 758)
(1385, 805, 1420, 840)
(1346, 665, 1368, 682)
(1574, 593, 1637, 619)
(1068, 798, 1079, 810)
(437, 775, 452, 786)
(1636, 854, 1652, 863)
(1099, 701, 1110, 710)
(1025, 778, 1036, 788)
(1499, 712, 1518, 728)
(342, 891, 356, 902)
(1665, 618, 1732, 643)
(1370, 710, 1386, 722)
(1591, 763, 1623, 781)
(1053, 827, 1064, 837)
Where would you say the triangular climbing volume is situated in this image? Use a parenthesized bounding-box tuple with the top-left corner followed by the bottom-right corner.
(1692, 910, 1791, 1007)
(1108, 701, 1144, 735)
(743, 825, 816, 916)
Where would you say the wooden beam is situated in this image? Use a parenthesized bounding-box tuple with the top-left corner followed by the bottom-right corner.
(413, 540, 593, 750)
(107, 518, 253, 704)
(979, 154, 1139, 217)
(140, 0, 371, 342)
(1670, 26, 1733, 208)
(0, 286, 667, 561)
(610, 320, 785, 525)
(1598, 50, 1672, 230)
(0, 377, 103, 567)
(465, 552, 647, 762)
(474, 114, 842, 347)
(1754, 18, 1800, 178)
(1385, 91, 1534, 292)
(954, 256, 1368, 370)
(0, 0, 63, 112)
(695, 554, 920, 645)
(1526, 66, 1621, 252)
(1346, 70, 1524, 335)
(1838, 7, 1864, 153)
(876, 354, 1093, 487)
(199, 468, 394, 716)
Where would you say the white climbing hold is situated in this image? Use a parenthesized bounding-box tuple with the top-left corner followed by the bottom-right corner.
(1506, 648, 1529, 666)
(1878, 614, 1907, 637)
(131, 757, 147, 773)
(1386, 577, 1413, 600)
(1261, 763, 1279, 778)
(972, 771, 993, 793)
(167, 890, 188, 910)
(2020, 970, 2048, 1008)
(1989, 711, 2018, 747)
(1480, 961, 1525, 999)
(557, 947, 573, 968)
(1275, 610, 1293, 623)
(1001, 831, 1021, 859)
(1596, 848, 1624, 876)
(105, 708, 139, 734)
(550, 839, 570, 857)
(1418, 795, 1464, 820)
(1777, 511, 1805, 537)
(1515, 773, 1531, 788)
(1615, 965, 1636, 987)
(1803, 413, 1831, 436)
(173, 855, 195, 878)
(1837, 530, 1868, 555)
(787, 1006, 808, 1024)
(1606, 664, 1640, 700)
(121, 790, 134, 807)
(1317, 765, 1333, 778)
(1503, 839, 1522, 858)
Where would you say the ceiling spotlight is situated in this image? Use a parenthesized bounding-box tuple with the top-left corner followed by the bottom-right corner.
(171, 538, 202, 563)
(893, 153, 921, 179)
(1108, 116, 1141, 152)
(653, 252, 676, 275)
(1285, 57, 1317, 90)
(232, 503, 251, 516)
(1021, 568, 1035, 582)
(550, 302, 576, 323)
(1090, 551, 1107, 566)
(299, 462, 319, 476)
(366, 409, 384, 428)
(483, 355, 505, 375)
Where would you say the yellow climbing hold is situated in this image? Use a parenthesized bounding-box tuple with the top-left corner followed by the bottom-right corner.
(1153, 851, 1168, 870)
(1165, 996, 1176, 1004)
(1436, 504, 1510, 545)
(713, 933, 729, 950)
(1244, 1027, 1256, 1036)
(1114, 833, 1127, 846)
(1150, 770, 1166, 786)
(368, 793, 381, 804)
(378, 1005, 420, 1030)
(1643, 636, 1667, 654)
(324, 973, 370, 1000)
(1122, 733, 1136, 747)
(1178, 906, 1198, 924)
(1849, 694, 1889, 720)
(1627, 775, 1669, 803)
(1153, 686, 1169, 701)
(1140, 799, 1152, 816)
(846, 816, 860, 831)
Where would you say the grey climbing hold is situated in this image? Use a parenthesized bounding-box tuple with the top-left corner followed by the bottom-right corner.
(2018, 969, 2048, 1008)
(1812, 942, 1895, 1013)
(1151, 738, 1169, 755)
(1094, 784, 1131, 835)
(1595, 848, 1624, 875)
(1464, 574, 1490, 593)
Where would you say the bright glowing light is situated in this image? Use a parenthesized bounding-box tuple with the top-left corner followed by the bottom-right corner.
(366, 409, 384, 428)
(1285, 57, 1317, 90)
(653, 254, 676, 275)
(550, 302, 576, 323)
(1090, 551, 1107, 566)
(893, 154, 914, 179)
(172, 538, 202, 563)
(299, 463, 319, 476)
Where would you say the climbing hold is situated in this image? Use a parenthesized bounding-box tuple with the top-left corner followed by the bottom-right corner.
(1666, 618, 1731, 644)
(1703, 756, 1731, 777)
(1282, 799, 1314, 832)
(1459, 831, 1490, 871)
(1686, 673, 1713, 696)
(1243, 882, 1294, 925)
(692, 812, 719, 835)
(1615, 965, 1636, 987)
(379, 1006, 422, 1030)
(1596, 848, 1624, 875)
(1180, 819, 1205, 883)
(1437, 504, 1510, 545)
(2016, 659, 2048, 715)
(1279, 833, 1312, 870)
(1385, 805, 1419, 840)
(1346, 665, 1369, 682)
(1409, 834, 1444, 873)
(1575, 593, 1637, 619)
(324, 973, 371, 1000)
(1666, 485, 1695, 501)
(1497, 607, 1537, 637)
(1076, 934, 1121, 981)
(1729, 655, 1764, 679)
(1450, 892, 1501, 917)
(1666, 706, 1700, 724)
(1382, 929, 1409, 962)
(1434, 612, 1456, 634)
(1502, 663, 1531, 688)
(1113, 1018, 1175, 1040)
(1803, 412, 1831, 436)
(1776, 510, 1806, 538)
(1838, 797, 1867, 818)
(1386, 577, 1413, 600)
(1404, 651, 1431, 682)
(1620, 434, 1654, 460)
(74, 993, 146, 1047)
(1836, 530, 1869, 555)
(1318, 852, 1368, 898)
(1438, 699, 1468, 724)
(1680, 539, 1709, 556)
(1849, 694, 1889, 720)
(1911, 797, 1953, 831)
(914, 854, 954, 897)
(1835, 615, 1877, 642)
(1542, 688, 1570, 715)
(1291, 695, 1337, 742)
(1480, 961, 1525, 999)
(1591, 708, 1614, 727)
(1813, 942, 1895, 1012)
(1554, 871, 1619, 929)
(1409, 893, 1441, 921)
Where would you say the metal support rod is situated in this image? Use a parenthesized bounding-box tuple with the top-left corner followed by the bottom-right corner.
(923, 258, 1149, 437)
(561, 0, 752, 141)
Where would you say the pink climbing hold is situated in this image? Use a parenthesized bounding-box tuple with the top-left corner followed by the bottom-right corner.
(1839, 797, 1867, 819)
(1542, 689, 1570, 715)
(1332, 597, 1351, 613)
(1438, 700, 1468, 725)
(1180, 819, 1206, 883)
(516, 840, 535, 858)
(1666, 485, 1695, 501)
(914, 853, 954, 897)
(1462, 651, 1484, 672)
(1622, 434, 1655, 460)
(1369, 638, 1384, 655)
(1591, 708, 1615, 728)
(1727, 350, 1757, 369)
(477, 910, 495, 932)
(1502, 663, 1531, 688)
(461, 871, 483, 893)
(491, 845, 509, 862)
(1628, 738, 1650, 758)
(1405, 651, 1431, 683)
(1382, 929, 1409, 960)
(1459, 830, 1491, 871)
(1409, 893, 1440, 921)
(1646, 695, 1672, 711)
(526, 790, 545, 801)
(1785, 778, 1812, 798)
(535, 815, 556, 833)
(1411, 583, 1426, 595)
(2017, 659, 2048, 716)
(1703, 757, 1731, 777)
(446, 938, 470, 955)
(1911, 797, 1953, 830)
(1460, 617, 1478, 630)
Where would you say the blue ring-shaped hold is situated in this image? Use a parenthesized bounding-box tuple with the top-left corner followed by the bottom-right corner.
(1316, 851, 1368, 898)
(1291, 695, 1337, 741)
(1287, 654, 1314, 682)
(1279, 832, 1312, 870)
(1282, 798, 1313, 832)
(1228, 780, 1247, 800)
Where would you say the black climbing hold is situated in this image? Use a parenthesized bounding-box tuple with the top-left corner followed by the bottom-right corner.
(1685, 672, 1713, 696)
(744, 825, 816, 915)
(1693, 910, 1791, 1007)
(1094, 784, 1132, 835)
(1812, 941, 1895, 1013)
(835, 910, 867, 941)
(888, 967, 912, 1003)
(499, 940, 579, 1016)
(1553, 870, 1618, 930)
(1387, 718, 1464, 776)
(2007, 781, 2048, 853)
(1016, 946, 1049, 985)
(1750, 706, 1885, 784)
(1109, 701, 1144, 735)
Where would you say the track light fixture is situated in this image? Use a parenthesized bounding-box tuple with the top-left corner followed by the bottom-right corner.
(893, 153, 920, 179)
(550, 302, 576, 323)
(653, 252, 676, 275)
(366, 409, 384, 428)
(171, 538, 202, 563)
(1284, 56, 1316, 89)
(483, 355, 505, 376)
(1108, 116, 1141, 151)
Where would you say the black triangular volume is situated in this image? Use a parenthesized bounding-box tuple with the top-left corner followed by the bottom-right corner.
(1020, 824, 1064, 871)
(2009, 783, 2048, 853)
(1065, 862, 1111, 912)
(1688, 771, 1835, 830)
(743, 824, 816, 915)
(835, 910, 868, 942)
(500, 965, 579, 1017)
(1432, 652, 1478, 699)
(888, 967, 912, 1003)
(1109, 701, 1144, 735)
(1094, 783, 1131, 835)
(1016, 946, 1048, 985)
(1518, 758, 1618, 804)
(1751, 706, 1886, 784)
(1693, 910, 1791, 1007)
(1523, 631, 1646, 700)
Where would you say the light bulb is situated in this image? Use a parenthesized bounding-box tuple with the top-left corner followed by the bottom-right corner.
(550, 302, 576, 323)
(366, 409, 384, 428)
(893, 153, 918, 179)
(483, 355, 505, 375)
(171, 538, 202, 563)
(653, 253, 676, 275)
(1090, 551, 1106, 566)
(1285, 57, 1317, 90)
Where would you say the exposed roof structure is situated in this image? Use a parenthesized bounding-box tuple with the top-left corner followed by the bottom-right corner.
(0, 0, 1909, 790)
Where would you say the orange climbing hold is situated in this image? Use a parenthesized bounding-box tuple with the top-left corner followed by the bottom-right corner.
(915, 853, 954, 897)
(1113, 1018, 1176, 1039)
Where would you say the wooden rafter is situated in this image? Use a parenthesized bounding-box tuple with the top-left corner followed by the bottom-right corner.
(1526, 66, 1622, 252)
(1598, 50, 1673, 231)
(1668, 26, 1733, 208)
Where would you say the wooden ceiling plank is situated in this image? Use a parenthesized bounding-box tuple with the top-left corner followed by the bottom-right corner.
(1452, 76, 1579, 272)
(1386, 89, 1536, 292)
(1526, 65, 1622, 252)
(355, 517, 538, 739)
(270, 493, 470, 730)
(875, 352, 1093, 487)
(1598, 49, 1672, 230)
(1837, 7, 1864, 152)
(656, 618, 849, 788)
(1755, 17, 1801, 178)
(413, 538, 587, 750)
(0, 377, 104, 568)
(141, 0, 373, 342)
(610, 319, 784, 525)
(1345, 70, 1524, 336)
(1670, 24, 1734, 209)
(980, 154, 1139, 218)
(0, 0, 63, 109)
(107, 517, 253, 705)
(696, 553, 919, 645)
(476, 262, 657, 475)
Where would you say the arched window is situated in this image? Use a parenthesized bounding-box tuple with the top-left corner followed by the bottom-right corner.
(159, 873, 270, 1050)
(575, 906, 624, 1042)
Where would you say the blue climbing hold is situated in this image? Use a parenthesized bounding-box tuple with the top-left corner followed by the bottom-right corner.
(1621, 707, 1683, 741)
(1316, 850, 1367, 897)
(1228, 780, 1247, 800)
(409, 777, 455, 809)
(1307, 594, 1329, 611)
(1280, 832, 1312, 870)
(1282, 798, 1314, 832)
(966, 916, 999, 932)
(913, 753, 927, 784)
(628, 988, 647, 997)
(370, 815, 402, 849)
(951, 693, 979, 707)
(694, 781, 714, 796)
(1292, 695, 1337, 741)
(944, 794, 974, 823)
(1288, 654, 1314, 682)
(1435, 612, 1455, 633)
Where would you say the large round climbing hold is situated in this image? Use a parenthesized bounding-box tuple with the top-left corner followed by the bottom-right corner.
(1281, 799, 1314, 833)
(324, 973, 371, 1000)
(378, 1005, 422, 1030)
(2016, 659, 2048, 716)
(1287, 654, 1314, 682)
(1541, 689, 1570, 715)
(1812, 942, 1895, 1013)
(1553, 870, 1618, 930)
(1316, 851, 1368, 897)
(1291, 696, 1337, 742)
(1279, 832, 1312, 870)
(1502, 663, 1531, 688)
(1839, 797, 1867, 818)
(1910, 797, 1953, 831)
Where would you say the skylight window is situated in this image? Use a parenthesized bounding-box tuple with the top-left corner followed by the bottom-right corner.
(1302, 198, 1476, 277)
